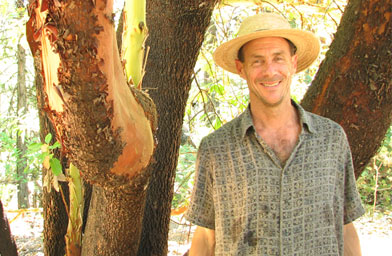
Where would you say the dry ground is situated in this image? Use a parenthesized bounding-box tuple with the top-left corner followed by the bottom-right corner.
(5, 209, 392, 256)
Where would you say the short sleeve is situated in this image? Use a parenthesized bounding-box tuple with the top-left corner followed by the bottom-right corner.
(185, 138, 215, 229)
(342, 136, 365, 224)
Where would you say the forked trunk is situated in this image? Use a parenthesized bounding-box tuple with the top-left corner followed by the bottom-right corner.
(27, 0, 156, 254)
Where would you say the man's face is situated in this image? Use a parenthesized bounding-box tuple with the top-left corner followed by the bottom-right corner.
(235, 37, 297, 108)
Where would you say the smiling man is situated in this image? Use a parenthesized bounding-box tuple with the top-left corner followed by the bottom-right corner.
(185, 13, 364, 256)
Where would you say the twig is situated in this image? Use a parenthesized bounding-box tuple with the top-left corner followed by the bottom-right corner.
(332, 0, 345, 14)
(327, 12, 338, 28)
(289, 3, 304, 29)
(193, 73, 222, 129)
(174, 169, 194, 195)
(257, 1, 286, 18)
(372, 158, 382, 216)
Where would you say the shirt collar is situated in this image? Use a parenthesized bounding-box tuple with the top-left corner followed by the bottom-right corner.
(239, 100, 316, 139)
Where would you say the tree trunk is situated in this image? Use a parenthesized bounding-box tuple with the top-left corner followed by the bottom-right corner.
(301, 0, 392, 178)
(16, 42, 29, 209)
(81, 183, 147, 255)
(42, 179, 69, 256)
(27, 0, 156, 254)
(0, 200, 18, 256)
(137, 1, 218, 255)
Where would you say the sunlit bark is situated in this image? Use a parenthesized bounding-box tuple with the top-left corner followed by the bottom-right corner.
(27, 0, 156, 254)
(27, 0, 155, 185)
(302, 0, 392, 178)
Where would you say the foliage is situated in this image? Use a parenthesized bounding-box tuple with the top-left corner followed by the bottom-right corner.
(357, 127, 392, 212)
(0, 115, 41, 204)
(30, 133, 62, 175)
(0, 1, 35, 110)
(172, 144, 197, 210)
(0, 0, 39, 208)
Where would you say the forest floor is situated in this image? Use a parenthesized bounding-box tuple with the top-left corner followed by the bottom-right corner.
(5, 208, 392, 256)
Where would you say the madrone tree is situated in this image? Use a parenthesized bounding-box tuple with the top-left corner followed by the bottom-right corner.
(23, 0, 392, 255)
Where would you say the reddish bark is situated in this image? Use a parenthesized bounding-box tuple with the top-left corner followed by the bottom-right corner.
(27, 0, 155, 187)
(26, 0, 157, 254)
(302, 0, 392, 178)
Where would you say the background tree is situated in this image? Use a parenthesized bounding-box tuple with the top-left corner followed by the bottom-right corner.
(15, 2, 29, 209)
(0, 0, 40, 209)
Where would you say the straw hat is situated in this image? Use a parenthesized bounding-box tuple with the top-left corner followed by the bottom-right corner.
(213, 13, 320, 74)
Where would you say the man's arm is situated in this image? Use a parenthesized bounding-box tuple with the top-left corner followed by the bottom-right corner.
(344, 222, 362, 256)
(189, 226, 215, 256)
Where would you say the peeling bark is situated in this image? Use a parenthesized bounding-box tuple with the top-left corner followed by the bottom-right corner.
(26, 0, 157, 254)
(302, 0, 392, 178)
(27, 0, 155, 187)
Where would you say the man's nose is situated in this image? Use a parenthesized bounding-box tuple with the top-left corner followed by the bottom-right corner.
(262, 61, 278, 76)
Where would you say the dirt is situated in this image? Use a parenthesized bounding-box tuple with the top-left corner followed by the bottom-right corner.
(6, 209, 392, 256)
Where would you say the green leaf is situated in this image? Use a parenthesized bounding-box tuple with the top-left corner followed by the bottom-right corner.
(45, 133, 52, 144)
(213, 118, 222, 130)
(49, 158, 62, 176)
(49, 141, 61, 150)
(28, 142, 42, 151)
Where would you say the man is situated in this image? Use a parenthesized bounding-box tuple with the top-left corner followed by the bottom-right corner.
(185, 13, 364, 255)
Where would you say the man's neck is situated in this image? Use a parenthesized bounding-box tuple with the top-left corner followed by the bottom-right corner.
(250, 99, 302, 164)
(250, 99, 299, 131)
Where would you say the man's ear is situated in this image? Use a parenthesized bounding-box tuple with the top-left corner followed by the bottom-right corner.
(291, 54, 298, 73)
(235, 59, 246, 79)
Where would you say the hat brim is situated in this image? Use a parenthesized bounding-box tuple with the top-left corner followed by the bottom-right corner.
(213, 29, 320, 74)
